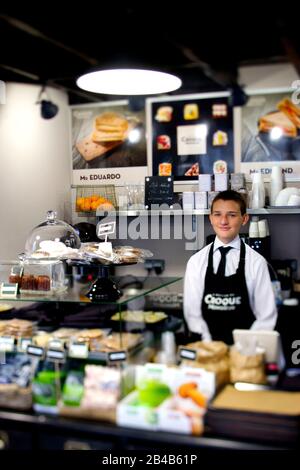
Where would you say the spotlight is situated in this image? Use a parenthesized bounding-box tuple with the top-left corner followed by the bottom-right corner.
(36, 86, 59, 119)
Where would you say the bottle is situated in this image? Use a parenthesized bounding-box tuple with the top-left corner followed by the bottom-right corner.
(251, 173, 265, 209)
(270, 166, 283, 207)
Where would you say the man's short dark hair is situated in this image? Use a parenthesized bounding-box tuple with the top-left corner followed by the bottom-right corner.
(211, 190, 247, 215)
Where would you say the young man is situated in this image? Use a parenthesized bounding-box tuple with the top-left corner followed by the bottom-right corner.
(184, 190, 277, 344)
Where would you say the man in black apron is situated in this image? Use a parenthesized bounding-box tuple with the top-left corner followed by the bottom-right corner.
(184, 190, 277, 345)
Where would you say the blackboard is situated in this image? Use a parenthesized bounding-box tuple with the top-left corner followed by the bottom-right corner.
(144, 176, 174, 209)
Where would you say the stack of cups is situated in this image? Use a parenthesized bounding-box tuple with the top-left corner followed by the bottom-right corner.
(251, 173, 265, 209)
(270, 166, 283, 206)
(258, 219, 269, 238)
(249, 217, 259, 238)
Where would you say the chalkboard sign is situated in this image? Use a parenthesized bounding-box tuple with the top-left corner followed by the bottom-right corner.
(144, 176, 174, 209)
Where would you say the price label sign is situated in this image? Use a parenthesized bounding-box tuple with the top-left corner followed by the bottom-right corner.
(179, 348, 197, 361)
(97, 221, 116, 238)
(0, 336, 15, 352)
(26, 345, 45, 359)
(18, 338, 32, 353)
(0, 282, 18, 298)
(108, 350, 127, 363)
(48, 339, 64, 351)
(68, 342, 89, 359)
(46, 349, 66, 363)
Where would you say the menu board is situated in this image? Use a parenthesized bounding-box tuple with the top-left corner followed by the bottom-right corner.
(71, 100, 147, 186)
(144, 176, 174, 209)
(146, 92, 234, 183)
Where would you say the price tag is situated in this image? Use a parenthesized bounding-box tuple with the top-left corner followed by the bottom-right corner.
(97, 221, 116, 237)
(48, 339, 64, 350)
(68, 342, 89, 359)
(26, 345, 45, 358)
(179, 348, 197, 361)
(0, 336, 15, 352)
(108, 350, 127, 363)
(0, 283, 18, 298)
(46, 349, 66, 362)
(18, 338, 32, 353)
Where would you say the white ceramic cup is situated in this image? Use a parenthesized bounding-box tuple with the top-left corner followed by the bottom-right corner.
(258, 220, 267, 238)
(287, 194, 300, 206)
(249, 221, 259, 238)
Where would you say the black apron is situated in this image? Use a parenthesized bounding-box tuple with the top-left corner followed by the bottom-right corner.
(202, 240, 255, 345)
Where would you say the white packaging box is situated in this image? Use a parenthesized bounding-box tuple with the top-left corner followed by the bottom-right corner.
(158, 367, 215, 435)
(198, 174, 213, 192)
(208, 191, 219, 208)
(182, 191, 195, 210)
(214, 173, 229, 191)
(117, 390, 160, 431)
(194, 191, 208, 209)
(230, 173, 245, 191)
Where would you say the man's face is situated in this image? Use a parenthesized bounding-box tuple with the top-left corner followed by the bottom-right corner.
(209, 199, 249, 244)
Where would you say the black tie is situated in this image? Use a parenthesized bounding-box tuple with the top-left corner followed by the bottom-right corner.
(217, 246, 233, 277)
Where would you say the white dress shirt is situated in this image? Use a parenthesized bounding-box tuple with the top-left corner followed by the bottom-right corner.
(184, 235, 277, 340)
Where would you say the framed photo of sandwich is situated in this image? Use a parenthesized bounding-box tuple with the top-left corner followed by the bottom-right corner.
(146, 92, 234, 184)
(71, 100, 147, 186)
(236, 87, 300, 181)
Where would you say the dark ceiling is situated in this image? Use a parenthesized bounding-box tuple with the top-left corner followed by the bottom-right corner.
(0, 6, 299, 104)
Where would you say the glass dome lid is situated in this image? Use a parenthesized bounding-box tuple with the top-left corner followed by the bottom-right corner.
(25, 210, 81, 258)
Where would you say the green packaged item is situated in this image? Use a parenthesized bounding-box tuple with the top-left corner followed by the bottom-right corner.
(32, 370, 64, 406)
(137, 379, 171, 407)
(62, 371, 84, 407)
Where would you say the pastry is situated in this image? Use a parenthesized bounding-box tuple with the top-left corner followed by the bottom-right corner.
(76, 134, 120, 161)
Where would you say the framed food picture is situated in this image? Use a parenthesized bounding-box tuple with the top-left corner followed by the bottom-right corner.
(146, 92, 234, 184)
(236, 87, 300, 180)
(71, 100, 148, 185)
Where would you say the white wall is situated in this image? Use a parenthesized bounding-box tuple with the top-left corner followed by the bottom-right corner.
(0, 83, 71, 258)
(239, 63, 298, 90)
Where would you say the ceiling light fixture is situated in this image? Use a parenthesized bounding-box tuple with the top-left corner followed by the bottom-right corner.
(76, 69, 182, 95)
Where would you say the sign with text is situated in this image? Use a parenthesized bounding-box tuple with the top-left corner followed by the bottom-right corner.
(0, 336, 15, 352)
(97, 221, 116, 237)
(108, 350, 127, 363)
(68, 342, 89, 359)
(0, 283, 18, 298)
(179, 348, 197, 361)
(71, 101, 147, 186)
(145, 176, 174, 209)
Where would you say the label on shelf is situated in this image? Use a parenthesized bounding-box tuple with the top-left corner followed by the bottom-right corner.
(68, 342, 89, 359)
(179, 348, 197, 361)
(0, 336, 15, 352)
(17, 338, 32, 353)
(97, 221, 116, 237)
(46, 349, 66, 362)
(48, 339, 64, 351)
(26, 345, 45, 358)
(108, 350, 127, 363)
(0, 282, 18, 298)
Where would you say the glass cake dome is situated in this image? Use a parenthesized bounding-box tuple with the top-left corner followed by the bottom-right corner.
(25, 210, 81, 257)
